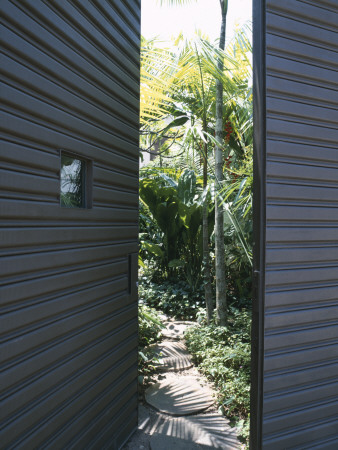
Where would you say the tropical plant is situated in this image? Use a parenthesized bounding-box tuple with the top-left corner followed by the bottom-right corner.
(140, 2, 253, 445)
(139, 276, 205, 320)
(140, 37, 176, 127)
(138, 303, 164, 384)
(163, 34, 238, 322)
(185, 307, 251, 445)
(139, 168, 214, 291)
(142, 25, 252, 319)
(214, 0, 228, 326)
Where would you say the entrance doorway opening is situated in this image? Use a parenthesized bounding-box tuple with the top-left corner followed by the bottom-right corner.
(137, 1, 254, 448)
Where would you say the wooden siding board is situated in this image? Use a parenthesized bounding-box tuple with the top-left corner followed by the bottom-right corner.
(1, 276, 127, 335)
(3, 344, 137, 448)
(265, 284, 338, 310)
(266, 55, 338, 90)
(23, 0, 140, 81)
(254, 0, 338, 447)
(266, 118, 338, 145)
(0, 0, 140, 448)
(266, 246, 338, 266)
(1, 2, 140, 100)
(264, 361, 338, 392)
(40, 367, 137, 449)
(267, 34, 338, 71)
(267, 96, 338, 127)
(1, 39, 139, 130)
(0, 172, 58, 200)
(1, 226, 138, 251)
(1, 247, 128, 282)
(264, 345, 338, 373)
(0, 204, 139, 228)
(1, 292, 133, 374)
(2, 84, 139, 154)
(1, 65, 139, 144)
(74, 380, 138, 449)
(1, 321, 137, 424)
(93, 0, 140, 48)
(266, 76, 338, 109)
(267, 0, 338, 30)
(0, 113, 139, 174)
(267, 183, 338, 205)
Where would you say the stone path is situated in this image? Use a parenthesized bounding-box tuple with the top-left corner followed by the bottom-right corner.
(150, 341, 193, 372)
(123, 319, 239, 449)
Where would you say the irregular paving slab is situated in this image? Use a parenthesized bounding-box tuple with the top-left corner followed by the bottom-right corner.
(150, 435, 204, 449)
(161, 321, 196, 340)
(149, 414, 238, 449)
(158, 312, 169, 322)
(145, 376, 214, 416)
(138, 405, 150, 430)
(151, 341, 193, 371)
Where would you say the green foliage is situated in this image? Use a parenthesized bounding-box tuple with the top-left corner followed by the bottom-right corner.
(221, 153, 253, 306)
(138, 303, 164, 383)
(139, 275, 205, 320)
(138, 26, 254, 448)
(185, 308, 251, 445)
(139, 303, 164, 347)
(139, 168, 214, 290)
(140, 28, 253, 445)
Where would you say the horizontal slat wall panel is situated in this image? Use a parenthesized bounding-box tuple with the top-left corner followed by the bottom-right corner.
(1, 309, 136, 418)
(0, 114, 139, 174)
(0, 1, 140, 448)
(260, 0, 338, 448)
(1, 226, 137, 249)
(266, 246, 338, 266)
(0, 204, 138, 229)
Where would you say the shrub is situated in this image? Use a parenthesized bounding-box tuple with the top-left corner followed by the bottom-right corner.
(138, 303, 164, 383)
(139, 275, 205, 320)
(139, 169, 214, 290)
(185, 308, 251, 446)
(139, 303, 163, 347)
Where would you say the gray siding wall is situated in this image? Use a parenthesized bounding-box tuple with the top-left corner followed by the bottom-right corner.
(254, 0, 338, 448)
(0, 1, 140, 448)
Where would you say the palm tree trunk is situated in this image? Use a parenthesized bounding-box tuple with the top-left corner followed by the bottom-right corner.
(215, 0, 228, 326)
(195, 42, 214, 325)
(202, 142, 213, 323)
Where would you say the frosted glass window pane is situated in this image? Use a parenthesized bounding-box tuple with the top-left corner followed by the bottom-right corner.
(60, 154, 85, 208)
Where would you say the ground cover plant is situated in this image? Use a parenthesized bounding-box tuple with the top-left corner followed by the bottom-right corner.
(139, 168, 206, 287)
(185, 308, 251, 445)
(139, 275, 205, 320)
(139, 12, 253, 447)
(138, 303, 164, 384)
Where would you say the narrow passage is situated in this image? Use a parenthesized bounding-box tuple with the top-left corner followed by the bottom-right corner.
(124, 319, 239, 449)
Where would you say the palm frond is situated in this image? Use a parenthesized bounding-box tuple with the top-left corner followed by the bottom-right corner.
(158, 0, 197, 4)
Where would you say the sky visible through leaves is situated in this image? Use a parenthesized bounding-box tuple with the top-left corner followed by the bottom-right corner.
(141, 0, 252, 43)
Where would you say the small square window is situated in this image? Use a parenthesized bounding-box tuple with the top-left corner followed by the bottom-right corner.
(60, 152, 90, 208)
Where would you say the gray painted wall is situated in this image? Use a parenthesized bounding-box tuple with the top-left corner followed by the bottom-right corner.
(0, 1, 140, 448)
(253, 0, 338, 448)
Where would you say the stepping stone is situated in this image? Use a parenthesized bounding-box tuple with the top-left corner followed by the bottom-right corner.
(138, 405, 150, 430)
(162, 321, 196, 340)
(150, 435, 203, 449)
(150, 341, 193, 372)
(145, 376, 214, 416)
(158, 312, 169, 322)
(149, 414, 239, 449)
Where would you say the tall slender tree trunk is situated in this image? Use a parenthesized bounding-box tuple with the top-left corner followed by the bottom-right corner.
(202, 142, 213, 323)
(215, 0, 228, 326)
(196, 42, 214, 324)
